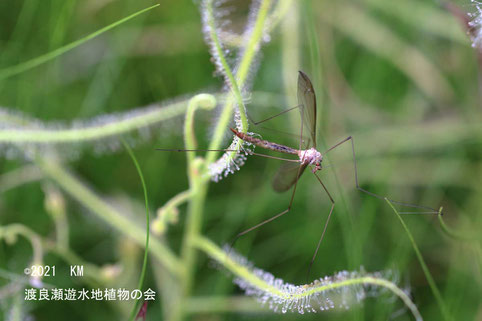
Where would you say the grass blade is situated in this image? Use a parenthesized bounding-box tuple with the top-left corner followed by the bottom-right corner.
(121, 139, 151, 321)
(385, 199, 453, 321)
(0, 4, 160, 81)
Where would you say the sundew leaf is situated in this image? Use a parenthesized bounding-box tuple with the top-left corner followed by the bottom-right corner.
(194, 236, 423, 320)
(201, 0, 276, 181)
(468, 1, 482, 50)
(0, 97, 193, 160)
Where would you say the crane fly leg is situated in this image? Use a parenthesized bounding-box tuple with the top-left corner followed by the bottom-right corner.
(228, 162, 305, 252)
(323, 136, 439, 214)
(307, 172, 335, 281)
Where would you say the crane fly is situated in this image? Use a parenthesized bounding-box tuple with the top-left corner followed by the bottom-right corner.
(157, 71, 440, 277)
(227, 71, 336, 277)
(231, 71, 321, 188)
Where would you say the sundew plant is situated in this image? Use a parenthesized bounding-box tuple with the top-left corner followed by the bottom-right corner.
(0, 1, 481, 321)
(469, 0, 482, 49)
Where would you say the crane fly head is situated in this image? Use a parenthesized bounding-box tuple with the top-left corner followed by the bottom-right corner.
(299, 148, 323, 172)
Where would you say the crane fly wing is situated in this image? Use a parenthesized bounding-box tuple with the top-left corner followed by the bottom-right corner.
(272, 162, 308, 193)
(265, 72, 314, 193)
(297, 71, 317, 148)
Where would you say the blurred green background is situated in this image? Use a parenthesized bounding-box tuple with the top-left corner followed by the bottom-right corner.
(0, 0, 481, 320)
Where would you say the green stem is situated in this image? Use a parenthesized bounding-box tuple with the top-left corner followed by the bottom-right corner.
(171, 95, 217, 321)
(0, 224, 107, 286)
(43, 185, 69, 251)
(184, 94, 217, 164)
(0, 224, 104, 288)
(47, 242, 105, 286)
(37, 159, 182, 276)
(0, 165, 43, 193)
(0, 224, 43, 265)
(172, 161, 207, 321)
(181, 179, 208, 292)
(52, 198, 69, 251)
(160, 190, 193, 214)
(386, 199, 453, 321)
(152, 189, 193, 235)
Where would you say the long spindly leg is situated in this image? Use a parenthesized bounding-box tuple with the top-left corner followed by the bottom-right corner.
(323, 136, 439, 214)
(228, 100, 308, 250)
(307, 172, 335, 280)
(230, 94, 308, 245)
(229, 162, 305, 250)
(248, 105, 301, 125)
(246, 105, 310, 144)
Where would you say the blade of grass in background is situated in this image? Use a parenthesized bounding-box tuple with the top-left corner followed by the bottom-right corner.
(122, 139, 151, 321)
(0, 4, 160, 81)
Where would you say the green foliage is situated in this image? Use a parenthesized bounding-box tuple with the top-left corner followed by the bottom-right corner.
(0, 0, 481, 321)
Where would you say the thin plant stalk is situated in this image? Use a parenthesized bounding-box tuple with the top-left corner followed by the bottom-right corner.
(122, 140, 151, 321)
(386, 199, 453, 321)
(37, 159, 181, 275)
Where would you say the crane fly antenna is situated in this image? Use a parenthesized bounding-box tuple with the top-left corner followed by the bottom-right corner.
(156, 147, 301, 164)
(156, 148, 239, 152)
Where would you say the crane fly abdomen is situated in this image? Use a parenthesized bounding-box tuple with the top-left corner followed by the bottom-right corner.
(230, 128, 299, 155)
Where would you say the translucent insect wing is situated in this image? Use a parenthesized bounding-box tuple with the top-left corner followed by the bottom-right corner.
(297, 71, 317, 148)
(272, 162, 308, 193)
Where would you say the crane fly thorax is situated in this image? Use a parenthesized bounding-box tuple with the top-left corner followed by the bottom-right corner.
(298, 148, 323, 172)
